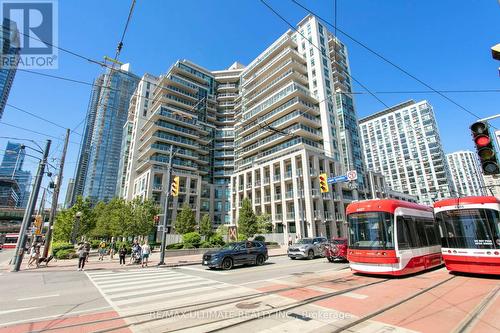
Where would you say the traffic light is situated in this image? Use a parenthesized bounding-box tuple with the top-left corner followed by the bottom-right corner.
(34, 215, 43, 235)
(470, 121, 500, 175)
(170, 176, 180, 197)
(319, 173, 329, 193)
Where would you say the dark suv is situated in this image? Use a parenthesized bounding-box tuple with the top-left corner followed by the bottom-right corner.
(202, 241, 268, 270)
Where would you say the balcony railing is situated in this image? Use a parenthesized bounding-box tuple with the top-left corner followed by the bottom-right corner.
(254, 197, 261, 204)
(314, 211, 322, 219)
(152, 184, 163, 191)
(324, 212, 333, 220)
(274, 193, 282, 200)
(311, 189, 320, 197)
(284, 171, 292, 179)
(286, 212, 295, 220)
(254, 180, 261, 187)
(322, 192, 332, 200)
(238, 185, 243, 191)
(275, 213, 283, 221)
(273, 175, 281, 182)
(285, 191, 294, 199)
(246, 183, 252, 189)
(336, 214, 343, 221)
(264, 195, 271, 203)
(263, 177, 270, 185)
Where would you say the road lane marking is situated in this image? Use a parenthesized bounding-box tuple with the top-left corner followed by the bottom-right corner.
(0, 306, 112, 327)
(17, 294, 60, 301)
(0, 307, 40, 315)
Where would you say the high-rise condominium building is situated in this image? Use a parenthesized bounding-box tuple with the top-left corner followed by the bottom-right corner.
(73, 62, 139, 204)
(446, 151, 486, 197)
(0, 18, 20, 120)
(483, 175, 500, 198)
(359, 100, 452, 205)
(123, 62, 243, 229)
(64, 178, 75, 208)
(231, 15, 361, 239)
(0, 142, 31, 207)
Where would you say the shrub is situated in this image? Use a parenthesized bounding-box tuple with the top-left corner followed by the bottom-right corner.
(182, 232, 201, 247)
(116, 241, 132, 254)
(265, 241, 279, 246)
(183, 243, 195, 249)
(52, 242, 73, 256)
(55, 249, 76, 260)
(237, 233, 247, 241)
(90, 240, 100, 249)
(209, 234, 225, 246)
(254, 235, 266, 242)
(166, 243, 184, 250)
(200, 241, 214, 248)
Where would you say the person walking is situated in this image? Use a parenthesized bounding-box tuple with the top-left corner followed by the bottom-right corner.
(118, 245, 127, 266)
(141, 241, 151, 268)
(130, 241, 140, 265)
(77, 243, 88, 271)
(288, 235, 292, 246)
(84, 241, 91, 263)
(26, 244, 37, 268)
(109, 238, 116, 260)
(98, 240, 106, 261)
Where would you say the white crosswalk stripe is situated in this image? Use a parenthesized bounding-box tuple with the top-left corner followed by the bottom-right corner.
(86, 268, 253, 312)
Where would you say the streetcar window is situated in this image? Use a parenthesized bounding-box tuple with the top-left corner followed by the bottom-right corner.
(396, 216, 419, 249)
(414, 219, 429, 247)
(348, 212, 394, 250)
(424, 220, 439, 246)
(435, 209, 499, 249)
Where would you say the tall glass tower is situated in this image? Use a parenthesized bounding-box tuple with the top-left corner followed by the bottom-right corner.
(0, 18, 20, 120)
(0, 141, 31, 207)
(73, 62, 139, 204)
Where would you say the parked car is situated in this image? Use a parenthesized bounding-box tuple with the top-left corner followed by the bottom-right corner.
(202, 241, 268, 270)
(288, 237, 328, 260)
(324, 237, 348, 262)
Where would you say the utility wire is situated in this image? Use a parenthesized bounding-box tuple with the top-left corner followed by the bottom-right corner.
(0, 122, 80, 146)
(5, 103, 82, 136)
(290, 0, 487, 121)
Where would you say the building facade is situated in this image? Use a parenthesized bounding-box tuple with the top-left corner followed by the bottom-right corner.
(359, 100, 452, 205)
(0, 142, 31, 207)
(231, 15, 363, 239)
(0, 18, 20, 120)
(446, 151, 486, 197)
(483, 175, 500, 198)
(123, 62, 241, 230)
(73, 62, 139, 204)
(64, 178, 75, 208)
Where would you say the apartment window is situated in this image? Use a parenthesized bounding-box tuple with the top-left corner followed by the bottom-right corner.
(324, 68, 329, 77)
(321, 47, 326, 56)
(312, 80, 317, 88)
(309, 48, 314, 57)
(301, 42, 305, 50)
(318, 23, 324, 35)
(320, 36, 325, 46)
(322, 58, 328, 66)
(312, 69, 316, 77)
(325, 79, 331, 88)
(311, 58, 315, 66)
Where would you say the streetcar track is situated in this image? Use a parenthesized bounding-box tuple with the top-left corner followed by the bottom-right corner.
(453, 285, 499, 333)
(25, 266, 353, 332)
(329, 275, 457, 333)
(160, 279, 392, 333)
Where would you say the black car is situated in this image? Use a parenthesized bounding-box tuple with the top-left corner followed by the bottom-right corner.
(202, 241, 268, 270)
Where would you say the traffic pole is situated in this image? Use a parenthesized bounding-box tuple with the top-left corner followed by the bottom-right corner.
(158, 145, 173, 265)
(43, 129, 70, 258)
(12, 140, 51, 272)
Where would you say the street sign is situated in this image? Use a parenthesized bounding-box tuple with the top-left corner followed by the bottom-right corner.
(228, 226, 238, 242)
(327, 175, 348, 184)
(346, 170, 358, 181)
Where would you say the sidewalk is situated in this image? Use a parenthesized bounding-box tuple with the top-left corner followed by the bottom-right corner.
(0, 247, 287, 273)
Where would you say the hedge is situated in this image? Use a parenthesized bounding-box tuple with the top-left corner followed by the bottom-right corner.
(55, 249, 77, 260)
(166, 243, 183, 250)
(52, 242, 74, 256)
(254, 235, 266, 242)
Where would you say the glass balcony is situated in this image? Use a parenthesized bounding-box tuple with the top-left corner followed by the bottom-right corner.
(285, 191, 294, 199)
(284, 171, 292, 179)
(275, 213, 283, 221)
(274, 193, 281, 200)
(273, 174, 281, 182)
(264, 195, 271, 203)
(286, 212, 295, 220)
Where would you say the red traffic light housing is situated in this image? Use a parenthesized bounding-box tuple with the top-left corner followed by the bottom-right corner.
(470, 121, 500, 175)
(319, 173, 329, 193)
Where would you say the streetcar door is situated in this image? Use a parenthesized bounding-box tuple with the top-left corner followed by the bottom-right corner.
(396, 216, 415, 271)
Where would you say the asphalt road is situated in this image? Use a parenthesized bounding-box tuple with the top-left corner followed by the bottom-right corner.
(0, 253, 347, 330)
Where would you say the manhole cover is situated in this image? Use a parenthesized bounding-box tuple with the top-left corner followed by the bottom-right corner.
(235, 301, 261, 309)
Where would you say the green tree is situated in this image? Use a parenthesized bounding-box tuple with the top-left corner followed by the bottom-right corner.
(256, 213, 273, 233)
(174, 202, 196, 234)
(237, 198, 257, 238)
(128, 198, 159, 237)
(199, 214, 213, 240)
(93, 198, 132, 239)
(53, 196, 96, 242)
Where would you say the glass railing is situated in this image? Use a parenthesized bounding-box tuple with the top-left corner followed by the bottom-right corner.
(286, 212, 295, 219)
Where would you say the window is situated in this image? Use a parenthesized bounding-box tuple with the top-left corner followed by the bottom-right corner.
(318, 24, 323, 34)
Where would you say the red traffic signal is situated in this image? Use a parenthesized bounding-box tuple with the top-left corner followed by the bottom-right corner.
(470, 121, 499, 175)
(319, 173, 329, 193)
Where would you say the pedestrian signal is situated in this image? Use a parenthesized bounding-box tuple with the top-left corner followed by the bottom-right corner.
(319, 173, 329, 193)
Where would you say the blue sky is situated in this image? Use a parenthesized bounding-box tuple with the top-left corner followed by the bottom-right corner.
(1, 0, 499, 203)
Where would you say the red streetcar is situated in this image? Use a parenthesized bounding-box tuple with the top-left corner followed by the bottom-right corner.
(346, 199, 442, 276)
(434, 196, 500, 275)
(1, 233, 19, 249)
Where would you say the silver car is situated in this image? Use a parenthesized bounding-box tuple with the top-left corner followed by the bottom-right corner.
(287, 237, 328, 260)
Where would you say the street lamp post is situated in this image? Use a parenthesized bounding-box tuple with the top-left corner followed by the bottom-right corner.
(71, 211, 83, 244)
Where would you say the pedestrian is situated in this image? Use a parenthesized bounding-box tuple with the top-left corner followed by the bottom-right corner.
(295, 234, 299, 243)
(84, 241, 91, 263)
(26, 244, 37, 268)
(141, 241, 151, 268)
(109, 238, 116, 260)
(34, 244, 41, 268)
(98, 240, 106, 260)
(77, 242, 88, 271)
(288, 235, 292, 246)
(118, 245, 127, 266)
(130, 240, 140, 265)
